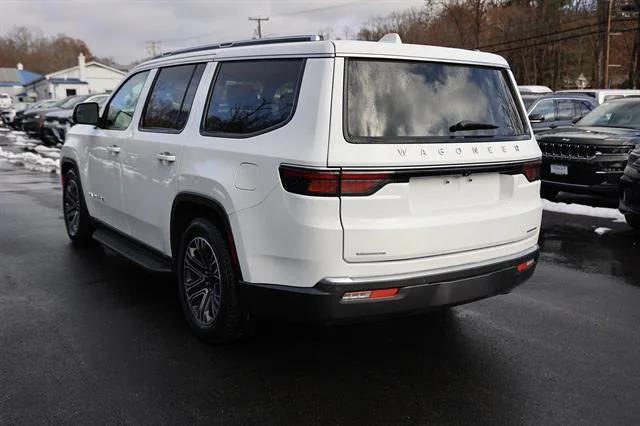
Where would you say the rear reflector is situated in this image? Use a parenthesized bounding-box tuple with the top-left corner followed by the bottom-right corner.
(516, 259, 535, 272)
(523, 161, 540, 182)
(342, 287, 398, 301)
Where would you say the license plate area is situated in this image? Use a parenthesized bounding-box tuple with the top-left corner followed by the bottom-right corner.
(550, 164, 568, 175)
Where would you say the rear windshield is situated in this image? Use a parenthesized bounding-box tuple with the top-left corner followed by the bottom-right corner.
(345, 59, 528, 143)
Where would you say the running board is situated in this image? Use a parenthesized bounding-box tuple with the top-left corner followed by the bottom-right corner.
(93, 227, 173, 273)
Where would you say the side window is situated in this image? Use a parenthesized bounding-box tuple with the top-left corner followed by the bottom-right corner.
(202, 59, 304, 135)
(577, 100, 594, 116)
(557, 99, 576, 120)
(141, 63, 206, 131)
(103, 71, 150, 130)
(530, 99, 555, 121)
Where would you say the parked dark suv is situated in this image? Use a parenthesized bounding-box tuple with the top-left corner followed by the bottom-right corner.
(537, 98, 640, 199)
(527, 93, 596, 134)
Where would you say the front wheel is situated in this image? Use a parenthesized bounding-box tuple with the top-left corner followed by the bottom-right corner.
(63, 168, 93, 244)
(177, 218, 252, 343)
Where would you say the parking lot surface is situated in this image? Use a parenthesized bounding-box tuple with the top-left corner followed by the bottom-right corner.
(1, 131, 639, 424)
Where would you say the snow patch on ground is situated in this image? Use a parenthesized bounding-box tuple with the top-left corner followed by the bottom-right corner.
(0, 146, 59, 174)
(542, 199, 626, 223)
(594, 227, 612, 235)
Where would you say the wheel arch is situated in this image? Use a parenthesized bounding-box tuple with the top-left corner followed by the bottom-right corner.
(170, 192, 243, 280)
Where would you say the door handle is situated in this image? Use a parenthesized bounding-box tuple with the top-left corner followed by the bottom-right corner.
(156, 152, 176, 163)
(106, 145, 121, 154)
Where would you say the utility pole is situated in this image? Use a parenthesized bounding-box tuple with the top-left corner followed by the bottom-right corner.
(248, 16, 269, 39)
(145, 40, 162, 57)
(603, 0, 613, 88)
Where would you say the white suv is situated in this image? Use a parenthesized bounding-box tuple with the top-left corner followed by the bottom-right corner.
(61, 35, 542, 342)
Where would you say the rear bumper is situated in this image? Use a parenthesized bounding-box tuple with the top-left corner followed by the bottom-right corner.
(238, 246, 539, 323)
(542, 179, 620, 195)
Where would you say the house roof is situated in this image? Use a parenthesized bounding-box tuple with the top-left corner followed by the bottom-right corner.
(46, 61, 127, 79)
(0, 68, 43, 85)
(47, 78, 88, 85)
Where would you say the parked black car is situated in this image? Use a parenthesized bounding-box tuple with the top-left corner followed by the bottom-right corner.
(21, 98, 73, 136)
(42, 93, 109, 145)
(537, 98, 640, 199)
(527, 93, 596, 133)
(620, 145, 640, 229)
(10, 100, 57, 130)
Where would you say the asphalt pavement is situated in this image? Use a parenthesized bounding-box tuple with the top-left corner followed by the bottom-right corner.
(1, 130, 639, 424)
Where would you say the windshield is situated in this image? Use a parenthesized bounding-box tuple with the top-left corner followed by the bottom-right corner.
(522, 95, 541, 110)
(576, 100, 640, 129)
(345, 58, 527, 143)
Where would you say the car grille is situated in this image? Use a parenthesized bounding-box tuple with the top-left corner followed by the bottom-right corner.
(538, 142, 596, 158)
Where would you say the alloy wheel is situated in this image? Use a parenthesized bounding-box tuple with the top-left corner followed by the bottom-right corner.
(183, 236, 222, 326)
(63, 179, 81, 236)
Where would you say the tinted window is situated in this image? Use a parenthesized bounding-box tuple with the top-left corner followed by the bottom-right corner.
(203, 59, 304, 135)
(556, 99, 576, 120)
(141, 63, 205, 131)
(530, 99, 555, 121)
(577, 100, 640, 129)
(345, 59, 526, 143)
(103, 71, 150, 130)
(577, 100, 594, 116)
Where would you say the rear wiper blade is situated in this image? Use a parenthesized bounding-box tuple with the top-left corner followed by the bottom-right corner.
(449, 120, 499, 132)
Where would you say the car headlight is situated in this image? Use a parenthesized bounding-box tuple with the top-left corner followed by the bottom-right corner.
(33, 114, 40, 119)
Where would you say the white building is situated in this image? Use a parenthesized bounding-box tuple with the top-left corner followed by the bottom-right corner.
(25, 54, 127, 100)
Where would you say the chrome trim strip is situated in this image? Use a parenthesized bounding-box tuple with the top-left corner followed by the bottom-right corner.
(323, 245, 539, 285)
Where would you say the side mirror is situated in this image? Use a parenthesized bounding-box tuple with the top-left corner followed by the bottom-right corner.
(73, 102, 99, 125)
(571, 116, 582, 124)
(528, 113, 544, 123)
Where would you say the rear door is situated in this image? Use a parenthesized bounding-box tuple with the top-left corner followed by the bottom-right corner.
(122, 63, 207, 254)
(329, 57, 541, 263)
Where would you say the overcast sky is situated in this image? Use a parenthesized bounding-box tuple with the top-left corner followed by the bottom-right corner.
(0, 0, 424, 64)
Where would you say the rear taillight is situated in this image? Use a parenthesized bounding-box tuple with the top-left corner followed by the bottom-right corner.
(278, 166, 339, 196)
(340, 171, 392, 196)
(522, 161, 540, 182)
(279, 166, 392, 197)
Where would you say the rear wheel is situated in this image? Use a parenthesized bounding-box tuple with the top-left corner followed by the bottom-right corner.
(541, 187, 559, 201)
(63, 168, 93, 244)
(177, 218, 252, 343)
(625, 213, 640, 230)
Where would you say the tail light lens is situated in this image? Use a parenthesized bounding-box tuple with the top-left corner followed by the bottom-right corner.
(278, 166, 339, 196)
(522, 160, 540, 182)
(279, 166, 392, 197)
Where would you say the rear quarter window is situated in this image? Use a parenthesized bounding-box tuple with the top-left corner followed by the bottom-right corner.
(201, 59, 305, 137)
(344, 58, 528, 144)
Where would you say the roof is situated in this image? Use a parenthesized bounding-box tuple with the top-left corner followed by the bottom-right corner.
(133, 38, 509, 72)
(0, 67, 42, 85)
(518, 85, 552, 94)
(47, 78, 89, 85)
(46, 61, 127, 79)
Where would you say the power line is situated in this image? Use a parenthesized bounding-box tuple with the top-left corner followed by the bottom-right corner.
(480, 16, 635, 50)
(493, 26, 636, 54)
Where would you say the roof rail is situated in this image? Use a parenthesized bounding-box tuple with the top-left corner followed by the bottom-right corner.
(160, 35, 323, 58)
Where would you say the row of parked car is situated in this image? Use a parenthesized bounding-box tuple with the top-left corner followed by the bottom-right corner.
(0, 93, 108, 145)
(518, 86, 640, 228)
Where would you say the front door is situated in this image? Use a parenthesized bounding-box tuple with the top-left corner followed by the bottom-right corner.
(122, 63, 208, 255)
(86, 70, 151, 232)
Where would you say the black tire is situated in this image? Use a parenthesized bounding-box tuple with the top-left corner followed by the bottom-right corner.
(541, 187, 559, 201)
(625, 213, 640, 230)
(177, 218, 252, 343)
(63, 168, 94, 245)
